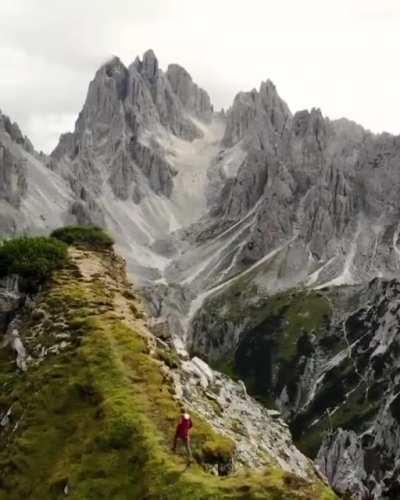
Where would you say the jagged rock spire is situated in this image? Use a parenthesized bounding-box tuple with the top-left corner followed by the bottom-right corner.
(223, 79, 292, 150)
(166, 63, 213, 121)
(141, 49, 159, 81)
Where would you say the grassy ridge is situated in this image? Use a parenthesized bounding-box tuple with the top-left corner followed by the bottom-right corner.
(51, 226, 114, 250)
(0, 248, 336, 499)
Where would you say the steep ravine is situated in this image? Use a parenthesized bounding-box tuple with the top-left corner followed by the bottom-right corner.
(0, 245, 335, 500)
(188, 278, 400, 499)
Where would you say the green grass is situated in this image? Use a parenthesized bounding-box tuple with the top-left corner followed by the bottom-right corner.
(0, 236, 67, 292)
(214, 358, 239, 381)
(0, 251, 336, 500)
(265, 291, 331, 363)
(223, 290, 331, 403)
(51, 225, 114, 250)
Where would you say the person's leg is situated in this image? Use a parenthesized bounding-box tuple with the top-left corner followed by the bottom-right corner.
(185, 436, 193, 461)
(172, 432, 178, 452)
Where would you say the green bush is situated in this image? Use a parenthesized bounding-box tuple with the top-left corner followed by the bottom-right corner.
(51, 225, 114, 250)
(0, 236, 68, 292)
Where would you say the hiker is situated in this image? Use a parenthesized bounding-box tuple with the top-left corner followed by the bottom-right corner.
(172, 409, 193, 461)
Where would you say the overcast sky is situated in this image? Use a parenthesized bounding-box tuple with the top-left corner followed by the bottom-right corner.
(1, 0, 399, 152)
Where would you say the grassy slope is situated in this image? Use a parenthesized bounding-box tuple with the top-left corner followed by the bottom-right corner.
(225, 287, 378, 459)
(0, 248, 336, 500)
(212, 289, 335, 454)
(255, 291, 331, 363)
(217, 290, 331, 391)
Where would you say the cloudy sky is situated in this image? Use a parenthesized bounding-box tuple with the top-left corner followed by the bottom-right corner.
(1, 0, 399, 152)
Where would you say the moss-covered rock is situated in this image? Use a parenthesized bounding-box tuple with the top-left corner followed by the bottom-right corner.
(51, 225, 114, 250)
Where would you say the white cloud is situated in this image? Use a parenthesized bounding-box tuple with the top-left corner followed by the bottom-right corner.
(25, 113, 77, 154)
(1, 0, 400, 152)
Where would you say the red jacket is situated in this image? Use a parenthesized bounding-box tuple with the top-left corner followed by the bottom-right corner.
(176, 415, 192, 439)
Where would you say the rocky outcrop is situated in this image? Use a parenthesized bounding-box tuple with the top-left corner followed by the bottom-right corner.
(0, 112, 28, 209)
(132, 50, 202, 140)
(191, 277, 400, 498)
(0, 276, 27, 371)
(316, 429, 369, 499)
(223, 80, 291, 150)
(172, 355, 317, 477)
(310, 279, 400, 498)
(1, 327, 27, 371)
(166, 64, 213, 122)
(0, 111, 34, 153)
(0, 276, 22, 332)
(0, 109, 74, 234)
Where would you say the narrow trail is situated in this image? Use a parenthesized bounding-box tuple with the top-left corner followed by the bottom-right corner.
(69, 248, 154, 345)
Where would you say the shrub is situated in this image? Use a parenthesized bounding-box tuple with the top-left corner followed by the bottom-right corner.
(51, 225, 114, 250)
(0, 236, 68, 292)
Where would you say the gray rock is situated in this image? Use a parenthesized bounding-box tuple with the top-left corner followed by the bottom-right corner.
(166, 63, 213, 121)
(1, 328, 27, 371)
(0, 407, 12, 427)
(316, 429, 368, 499)
(173, 355, 317, 477)
(0, 276, 23, 333)
(132, 49, 202, 140)
(0, 124, 28, 208)
(146, 317, 171, 340)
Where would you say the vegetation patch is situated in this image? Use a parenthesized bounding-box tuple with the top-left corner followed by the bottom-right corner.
(293, 368, 381, 458)
(262, 291, 331, 363)
(232, 290, 331, 405)
(0, 236, 67, 292)
(51, 225, 114, 250)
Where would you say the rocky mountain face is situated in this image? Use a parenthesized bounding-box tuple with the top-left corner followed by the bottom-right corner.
(0, 109, 74, 235)
(183, 83, 400, 297)
(2, 48, 400, 498)
(0, 112, 35, 231)
(0, 51, 224, 281)
(194, 279, 400, 498)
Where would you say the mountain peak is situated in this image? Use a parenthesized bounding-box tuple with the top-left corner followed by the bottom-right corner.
(167, 63, 191, 81)
(103, 55, 126, 73)
(223, 78, 291, 147)
(259, 79, 277, 93)
(166, 63, 213, 121)
(0, 110, 34, 154)
(141, 49, 159, 80)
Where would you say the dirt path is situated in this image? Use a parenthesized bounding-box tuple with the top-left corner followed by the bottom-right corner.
(69, 247, 155, 346)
